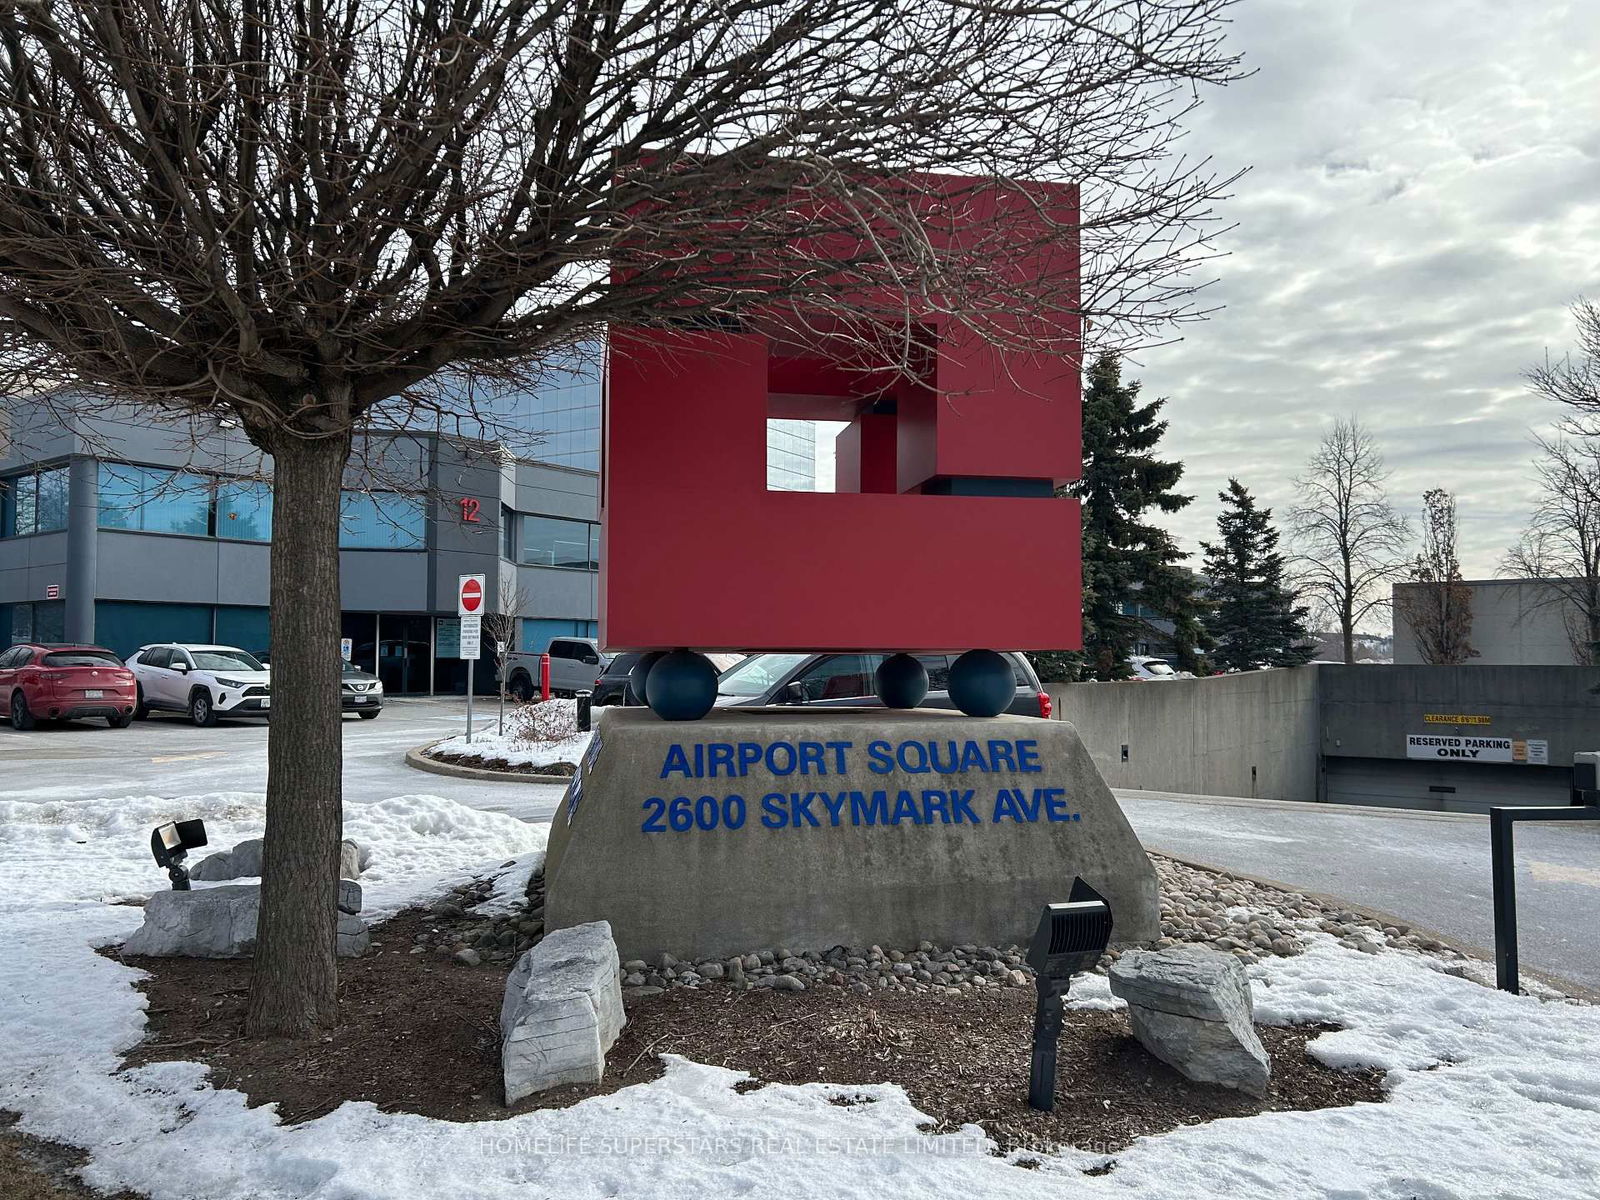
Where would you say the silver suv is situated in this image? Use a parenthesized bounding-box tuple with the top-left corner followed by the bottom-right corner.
(127, 644, 271, 726)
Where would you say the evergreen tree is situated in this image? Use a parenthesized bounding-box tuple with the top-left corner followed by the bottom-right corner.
(1064, 353, 1209, 679)
(1201, 479, 1315, 670)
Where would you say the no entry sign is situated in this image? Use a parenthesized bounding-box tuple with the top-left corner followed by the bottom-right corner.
(458, 574, 485, 617)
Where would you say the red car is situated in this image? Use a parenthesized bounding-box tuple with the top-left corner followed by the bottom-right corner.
(0, 642, 138, 729)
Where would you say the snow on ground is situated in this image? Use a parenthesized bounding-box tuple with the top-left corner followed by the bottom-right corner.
(430, 700, 594, 770)
(2, 790, 1599, 1200)
(431, 724, 594, 769)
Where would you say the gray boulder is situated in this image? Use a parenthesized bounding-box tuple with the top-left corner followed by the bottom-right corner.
(501, 920, 625, 1104)
(1109, 945, 1270, 1097)
(189, 837, 365, 882)
(122, 884, 369, 959)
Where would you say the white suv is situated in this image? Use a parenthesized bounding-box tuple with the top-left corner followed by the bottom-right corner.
(127, 644, 271, 726)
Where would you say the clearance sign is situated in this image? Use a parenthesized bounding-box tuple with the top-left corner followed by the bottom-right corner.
(1406, 735, 1549, 765)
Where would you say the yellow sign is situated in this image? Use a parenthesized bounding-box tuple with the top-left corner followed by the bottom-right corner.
(1423, 713, 1491, 726)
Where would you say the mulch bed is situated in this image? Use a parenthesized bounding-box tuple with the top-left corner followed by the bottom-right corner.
(115, 908, 1386, 1157)
(426, 751, 576, 777)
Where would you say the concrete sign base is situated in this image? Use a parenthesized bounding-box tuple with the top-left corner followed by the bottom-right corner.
(544, 709, 1159, 962)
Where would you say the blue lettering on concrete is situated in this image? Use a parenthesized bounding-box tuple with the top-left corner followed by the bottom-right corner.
(851, 790, 890, 824)
(891, 790, 923, 824)
(653, 739, 1070, 831)
(761, 793, 787, 828)
(867, 741, 895, 773)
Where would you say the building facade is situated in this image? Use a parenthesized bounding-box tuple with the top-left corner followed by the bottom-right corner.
(1393, 578, 1592, 666)
(0, 403, 599, 695)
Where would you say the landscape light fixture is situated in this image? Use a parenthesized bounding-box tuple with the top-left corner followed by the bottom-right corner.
(149, 819, 208, 891)
(1024, 878, 1113, 1112)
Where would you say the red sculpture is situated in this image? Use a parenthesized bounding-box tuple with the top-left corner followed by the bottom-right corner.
(602, 174, 1082, 718)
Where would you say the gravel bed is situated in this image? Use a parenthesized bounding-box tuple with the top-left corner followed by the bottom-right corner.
(409, 852, 1471, 992)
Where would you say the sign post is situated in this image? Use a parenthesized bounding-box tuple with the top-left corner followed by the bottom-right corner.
(458, 574, 484, 743)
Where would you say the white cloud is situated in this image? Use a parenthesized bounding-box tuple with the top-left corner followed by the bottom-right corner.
(1135, 0, 1600, 579)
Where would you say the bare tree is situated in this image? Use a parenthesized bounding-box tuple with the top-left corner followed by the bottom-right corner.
(1527, 298, 1600, 434)
(0, 0, 1244, 1036)
(484, 575, 531, 733)
(1288, 417, 1412, 663)
(1395, 488, 1477, 665)
(1502, 436, 1600, 665)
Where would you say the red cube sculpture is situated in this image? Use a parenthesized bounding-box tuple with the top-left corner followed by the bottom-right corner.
(602, 174, 1082, 718)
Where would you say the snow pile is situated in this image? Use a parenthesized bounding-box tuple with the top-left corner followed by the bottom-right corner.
(432, 725, 593, 771)
(2, 788, 1600, 1199)
(0, 791, 546, 917)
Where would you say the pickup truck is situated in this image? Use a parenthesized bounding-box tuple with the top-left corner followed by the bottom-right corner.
(504, 637, 610, 700)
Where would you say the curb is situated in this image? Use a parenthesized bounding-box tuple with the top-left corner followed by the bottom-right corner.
(1148, 845, 1600, 1004)
(404, 740, 575, 786)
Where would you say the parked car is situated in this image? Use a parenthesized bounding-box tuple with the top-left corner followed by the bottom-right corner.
(590, 650, 643, 706)
(256, 652, 385, 719)
(592, 651, 748, 706)
(713, 651, 1051, 718)
(126, 643, 271, 726)
(0, 642, 137, 729)
(340, 660, 384, 718)
(503, 637, 611, 700)
(1126, 655, 1179, 682)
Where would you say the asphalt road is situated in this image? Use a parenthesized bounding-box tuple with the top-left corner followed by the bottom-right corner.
(6, 704, 1595, 992)
(1119, 789, 1600, 994)
(0, 696, 568, 822)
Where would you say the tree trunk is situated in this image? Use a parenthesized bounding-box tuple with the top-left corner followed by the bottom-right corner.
(246, 433, 349, 1037)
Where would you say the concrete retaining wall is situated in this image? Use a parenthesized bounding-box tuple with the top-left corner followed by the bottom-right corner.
(1048, 669, 1320, 804)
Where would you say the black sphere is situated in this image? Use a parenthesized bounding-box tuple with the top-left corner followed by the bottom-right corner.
(627, 651, 666, 706)
(948, 649, 1013, 717)
(875, 653, 929, 709)
(643, 650, 718, 721)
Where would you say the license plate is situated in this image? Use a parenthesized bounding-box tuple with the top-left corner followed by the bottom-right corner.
(259, 698, 271, 709)
(84, 689, 104, 699)
(355, 696, 369, 704)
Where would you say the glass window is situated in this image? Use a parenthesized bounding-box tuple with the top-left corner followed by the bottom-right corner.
(520, 514, 596, 569)
(715, 653, 810, 698)
(142, 647, 171, 669)
(340, 491, 425, 549)
(10, 601, 66, 644)
(93, 602, 214, 661)
(190, 648, 264, 672)
(11, 474, 36, 535)
(97, 464, 211, 536)
(43, 650, 123, 668)
(916, 654, 952, 690)
(501, 507, 516, 560)
(216, 481, 273, 541)
(2, 468, 68, 537)
(793, 654, 881, 701)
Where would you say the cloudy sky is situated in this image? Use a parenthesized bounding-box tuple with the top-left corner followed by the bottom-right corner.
(1128, 0, 1600, 581)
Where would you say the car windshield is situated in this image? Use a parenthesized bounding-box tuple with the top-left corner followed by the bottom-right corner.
(1144, 660, 1176, 676)
(42, 650, 122, 668)
(717, 653, 809, 697)
(606, 652, 641, 675)
(191, 649, 265, 672)
(341, 662, 368, 677)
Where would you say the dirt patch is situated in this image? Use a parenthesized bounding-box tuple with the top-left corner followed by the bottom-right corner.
(0, 1112, 145, 1200)
(117, 909, 1386, 1155)
(426, 751, 576, 777)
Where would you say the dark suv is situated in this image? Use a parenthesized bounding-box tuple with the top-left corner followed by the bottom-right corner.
(713, 652, 1051, 718)
(590, 651, 644, 706)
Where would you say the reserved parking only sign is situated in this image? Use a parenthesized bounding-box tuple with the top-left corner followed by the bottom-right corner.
(1406, 734, 1549, 764)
